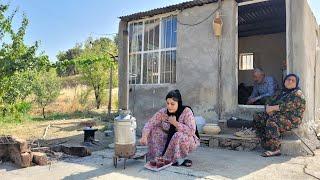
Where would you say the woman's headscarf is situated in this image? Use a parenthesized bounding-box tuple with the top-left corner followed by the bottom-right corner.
(165, 89, 184, 121)
(283, 74, 300, 92)
(162, 89, 199, 156)
(277, 74, 300, 101)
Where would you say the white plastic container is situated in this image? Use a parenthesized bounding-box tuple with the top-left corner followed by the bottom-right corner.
(195, 116, 206, 133)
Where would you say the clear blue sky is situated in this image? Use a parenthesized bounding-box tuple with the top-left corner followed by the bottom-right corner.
(5, 0, 320, 62)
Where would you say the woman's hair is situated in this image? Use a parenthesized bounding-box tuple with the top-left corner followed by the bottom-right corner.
(165, 89, 182, 102)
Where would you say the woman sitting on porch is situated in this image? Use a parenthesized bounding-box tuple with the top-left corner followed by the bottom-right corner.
(253, 74, 306, 157)
(139, 89, 200, 167)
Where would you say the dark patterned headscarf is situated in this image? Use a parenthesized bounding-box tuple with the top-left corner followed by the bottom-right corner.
(283, 74, 300, 92)
(277, 74, 300, 101)
(165, 89, 184, 121)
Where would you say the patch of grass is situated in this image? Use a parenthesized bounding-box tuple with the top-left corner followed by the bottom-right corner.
(60, 75, 84, 88)
(0, 113, 31, 124)
(30, 86, 118, 118)
(0, 80, 119, 140)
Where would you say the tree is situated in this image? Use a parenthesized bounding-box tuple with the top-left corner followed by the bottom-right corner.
(0, 71, 35, 105)
(33, 69, 61, 118)
(0, 12, 50, 79)
(0, 4, 15, 41)
(76, 37, 117, 109)
(56, 44, 83, 76)
(107, 53, 118, 116)
(0, 3, 50, 120)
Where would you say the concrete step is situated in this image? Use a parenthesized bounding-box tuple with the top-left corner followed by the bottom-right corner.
(200, 132, 311, 156)
(200, 133, 259, 151)
(280, 135, 309, 156)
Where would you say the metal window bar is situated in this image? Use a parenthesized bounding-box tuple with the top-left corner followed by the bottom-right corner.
(135, 54, 138, 84)
(239, 54, 242, 70)
(128, 15, 177, 85)
(170, 50, 173, 83)
(141, 22, 145, 84)
(158, 17, 162, 84)
(147, 20, 150, 51)
(170, 16, 173, 48)
(133, 23, 137, 53)
(146, 54, 149, 84)
(244, 55, 249, 70)
(152, 20, 155, 51)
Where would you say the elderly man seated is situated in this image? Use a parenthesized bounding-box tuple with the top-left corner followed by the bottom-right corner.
(247, 68, 278, 105)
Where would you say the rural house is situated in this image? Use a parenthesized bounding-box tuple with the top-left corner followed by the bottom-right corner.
(117, 0, 320, 151)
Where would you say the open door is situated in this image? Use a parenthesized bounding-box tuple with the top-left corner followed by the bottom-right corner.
(237, 0, 286, 105)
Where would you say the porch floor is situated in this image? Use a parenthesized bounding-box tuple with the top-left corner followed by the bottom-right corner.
(1, 147, 320, 179)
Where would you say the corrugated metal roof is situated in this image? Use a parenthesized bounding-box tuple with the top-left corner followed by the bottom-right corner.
(119, 0, 257, 22)
(119, 0, 285, 37)
(119, 0, 219, 22)
(238, 0, 285, 37)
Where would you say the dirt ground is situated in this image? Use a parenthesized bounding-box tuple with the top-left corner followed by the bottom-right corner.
(0, 118, 113, 152)
(0, 83, 118, 151)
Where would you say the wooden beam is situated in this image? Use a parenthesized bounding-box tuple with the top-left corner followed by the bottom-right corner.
(238, 0, 270, 6)
(239, 27, 285, 37)
(239, 19, 285, 32)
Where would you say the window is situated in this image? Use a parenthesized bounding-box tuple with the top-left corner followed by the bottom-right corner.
(239, 53, 254, 70)
(129, 15, 177, 84)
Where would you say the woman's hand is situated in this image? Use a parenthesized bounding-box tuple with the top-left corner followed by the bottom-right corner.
(266, 105, 273, 115)
(266, 105, 280, 115)
(167, 116, 178, 127)
(139, 136, 148, 145)
(160, 113, 169, 121)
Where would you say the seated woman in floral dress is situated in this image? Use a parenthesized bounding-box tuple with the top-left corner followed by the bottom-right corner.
(253, 74, 306, 157)
(139, 89, 200, 166)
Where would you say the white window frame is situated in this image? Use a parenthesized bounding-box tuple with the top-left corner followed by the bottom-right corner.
(239, 53, 254, 70)
(128, 13, 178, 85)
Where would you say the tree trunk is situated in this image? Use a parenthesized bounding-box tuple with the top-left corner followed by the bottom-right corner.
(94, 86, 101, 109)
(42, 107, 46, 119)
(108, 66, 113, 116)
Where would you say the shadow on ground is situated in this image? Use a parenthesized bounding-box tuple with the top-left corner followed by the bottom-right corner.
(60, 147, 294, 180)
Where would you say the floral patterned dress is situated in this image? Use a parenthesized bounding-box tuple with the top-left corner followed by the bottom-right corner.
(142, 107, 200, 162)
(253, 89, 306, 151)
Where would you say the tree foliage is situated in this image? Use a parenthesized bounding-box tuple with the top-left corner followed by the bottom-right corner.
(0, 3, 51, 122)
(56, 44, 83, 76)
(33, 69, 61, 118)
(75, 37, 118, 109)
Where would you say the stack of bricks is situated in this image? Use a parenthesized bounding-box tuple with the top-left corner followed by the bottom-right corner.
(0, 136, 48, 168)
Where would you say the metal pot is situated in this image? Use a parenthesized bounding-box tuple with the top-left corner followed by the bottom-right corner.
(114, 110, 136, 157)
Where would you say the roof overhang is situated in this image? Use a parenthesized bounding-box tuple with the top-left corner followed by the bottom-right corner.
(119, 0, 246, 22)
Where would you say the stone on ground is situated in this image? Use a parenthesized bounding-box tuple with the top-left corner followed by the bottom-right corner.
(32, 152, 48, 166)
